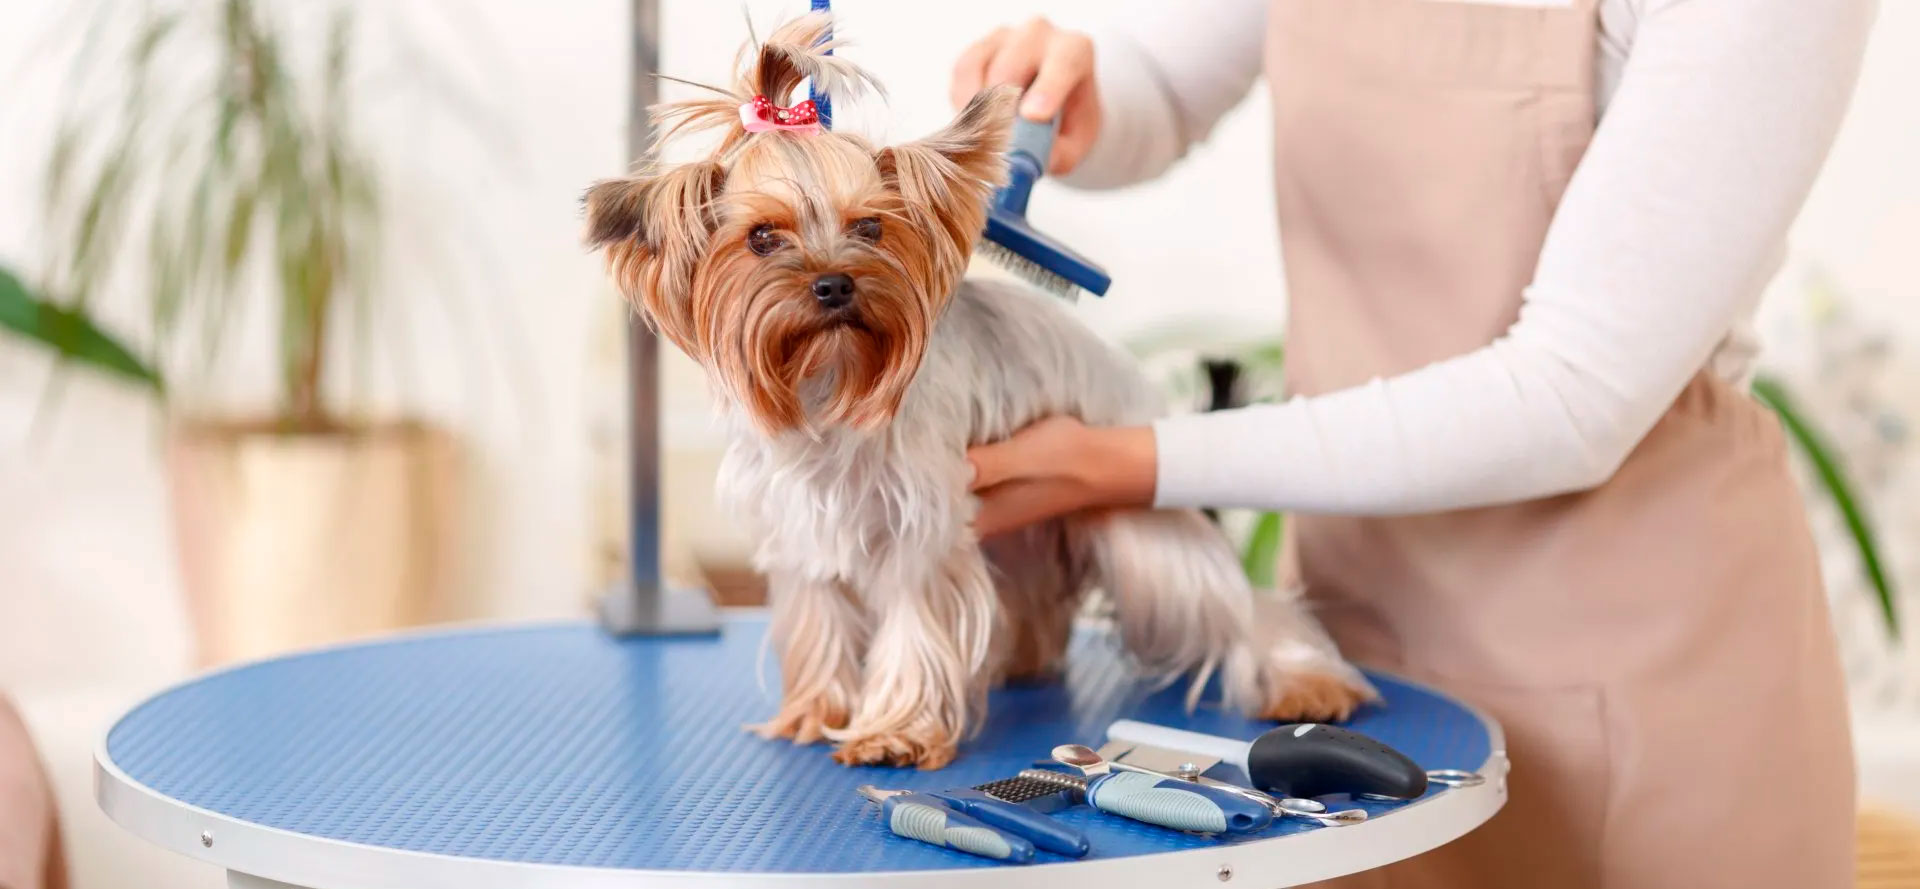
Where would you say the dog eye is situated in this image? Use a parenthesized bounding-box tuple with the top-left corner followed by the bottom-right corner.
(747, 224, 785, 256)
(848, 216, 882, 244)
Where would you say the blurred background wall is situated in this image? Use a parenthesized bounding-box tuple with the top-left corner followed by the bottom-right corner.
(1, 1, 1916, 886)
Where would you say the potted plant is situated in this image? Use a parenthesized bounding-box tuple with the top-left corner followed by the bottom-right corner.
(29, 0, 457, 665)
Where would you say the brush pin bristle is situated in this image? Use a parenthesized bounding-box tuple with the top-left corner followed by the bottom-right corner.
(1016, 769, 1089, 791)
(977, 242, 1081, 301)
(974, 774, 1071, 804)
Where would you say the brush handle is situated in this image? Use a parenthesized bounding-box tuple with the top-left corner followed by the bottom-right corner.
(1009, 117, 1057, 175)
(996, 116, 1058, 217)
(882, 792, 1036, 862)
(1085, 771, 1274, 835)
(934, 789, 1090, 858)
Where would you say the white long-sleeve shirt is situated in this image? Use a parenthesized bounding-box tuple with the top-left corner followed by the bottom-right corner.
(1066, 0, 1874, 515)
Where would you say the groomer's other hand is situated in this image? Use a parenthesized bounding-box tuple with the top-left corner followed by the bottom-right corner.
(950, 18, 1101, 175)
(967, 416, 1156, 538)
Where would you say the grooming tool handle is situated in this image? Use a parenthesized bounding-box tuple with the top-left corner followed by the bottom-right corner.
(937, 789, 1090, 858)
(1248, 724, 1430, 800)
(1085, 772, 1274, 835)
(883, 792, 1036, 862)
(995, 116, 1058, 216)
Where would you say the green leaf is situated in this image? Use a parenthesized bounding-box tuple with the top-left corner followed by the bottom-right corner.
(224, 184, 257, 269)
(128, 12, 181, 68)
(1753, 375, 1899, 640)
(1242, 510, 1285, 589)
(1242, 341, 1285, 374)
(0, 266, 163, 392)
(43, 122, 81, 214)
(64, 118, 141, 305)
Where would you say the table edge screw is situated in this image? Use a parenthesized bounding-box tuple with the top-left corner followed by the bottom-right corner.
(1217, 864, 1233, 882)
(200, 831, 213, 848)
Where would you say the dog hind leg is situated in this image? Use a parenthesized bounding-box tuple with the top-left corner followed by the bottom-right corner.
(1072, 508, 1376, 722)
(983, 521, 1085, 683)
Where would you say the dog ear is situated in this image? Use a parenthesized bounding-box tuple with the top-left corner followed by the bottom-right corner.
(582, 161, 727, 353)
(875, 86, 1016, 280)
(882, 86, 1016, 190)
(583, 177, 648, 248)
(582, 161, 727, 250)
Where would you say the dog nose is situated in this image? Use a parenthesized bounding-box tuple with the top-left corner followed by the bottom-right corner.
(811, 274, 855, 309)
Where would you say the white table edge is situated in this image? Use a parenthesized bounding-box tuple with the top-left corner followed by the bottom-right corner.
(92, 626, 1510, 889)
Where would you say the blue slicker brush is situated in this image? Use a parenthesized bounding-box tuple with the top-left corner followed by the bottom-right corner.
(807, 0, 1108, 300)
(977, 117, 1112, 299)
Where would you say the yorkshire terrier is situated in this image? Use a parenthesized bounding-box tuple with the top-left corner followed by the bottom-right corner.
(585, 14, 1372, 769)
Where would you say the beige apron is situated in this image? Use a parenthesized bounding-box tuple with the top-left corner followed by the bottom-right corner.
(1264, 0, 1857, 886)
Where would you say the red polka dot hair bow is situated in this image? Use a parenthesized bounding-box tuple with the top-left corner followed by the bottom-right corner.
(739, 95, 822, 134)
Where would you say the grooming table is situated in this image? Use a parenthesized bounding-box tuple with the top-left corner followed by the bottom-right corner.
(95, 614, 1506, 889)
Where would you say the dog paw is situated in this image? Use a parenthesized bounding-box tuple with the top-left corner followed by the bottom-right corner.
(1256, 669, 1378, 724)
(830, 730, 958, 770)
(749, 697, 850, 745)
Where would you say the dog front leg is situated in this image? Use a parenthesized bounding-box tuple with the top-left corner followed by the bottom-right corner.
(829, 545, 998, 770)
(753, 574, 867, 745)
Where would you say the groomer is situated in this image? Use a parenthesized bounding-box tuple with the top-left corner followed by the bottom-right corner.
(955, 0, 1872, 885)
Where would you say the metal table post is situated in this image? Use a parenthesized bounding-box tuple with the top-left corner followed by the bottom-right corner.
(596, 0, 721, 635)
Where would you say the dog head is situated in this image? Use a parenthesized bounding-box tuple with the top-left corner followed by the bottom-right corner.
(585, 14, 1015, 434)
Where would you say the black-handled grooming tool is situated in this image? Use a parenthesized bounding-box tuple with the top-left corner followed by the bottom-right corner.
(1107, 720, 1432, 800)
(1084, 742, 1369, 826)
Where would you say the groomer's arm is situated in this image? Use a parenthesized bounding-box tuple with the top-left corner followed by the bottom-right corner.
(970, 0, 1873, 535)
(1150, 0, 1874, 516)
(949, 0, 1268, 184)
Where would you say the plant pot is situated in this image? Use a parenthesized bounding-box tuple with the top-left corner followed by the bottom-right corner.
(165, 419, 458, 666)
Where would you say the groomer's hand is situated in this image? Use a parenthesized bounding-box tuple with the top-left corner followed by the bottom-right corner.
(967, 416, 1157, 538)
(950, 18, 1101, 175)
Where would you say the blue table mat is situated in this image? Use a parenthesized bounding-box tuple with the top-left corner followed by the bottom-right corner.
(106, 616, 1490, 872)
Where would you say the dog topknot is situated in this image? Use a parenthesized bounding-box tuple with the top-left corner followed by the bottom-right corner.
(651, 13, 887, 157)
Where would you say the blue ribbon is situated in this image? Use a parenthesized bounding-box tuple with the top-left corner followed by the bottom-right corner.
(809, 0, 832, 129)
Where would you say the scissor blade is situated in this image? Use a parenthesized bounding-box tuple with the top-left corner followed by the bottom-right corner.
(1098, 740, 1225, 774)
